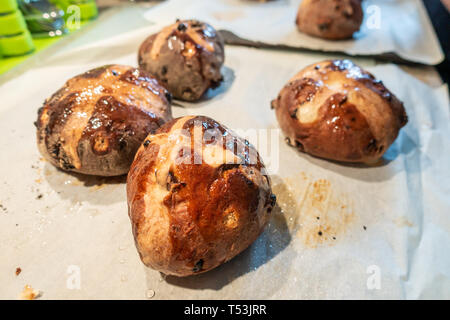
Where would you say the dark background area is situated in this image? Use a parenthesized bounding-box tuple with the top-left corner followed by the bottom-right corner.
(423, 0, 450, 84)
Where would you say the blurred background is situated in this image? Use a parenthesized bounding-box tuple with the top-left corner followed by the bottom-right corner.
(0, 0, 448, 82)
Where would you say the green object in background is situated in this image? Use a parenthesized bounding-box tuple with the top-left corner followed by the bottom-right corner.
(50, 0, 97, 21)
(0, 0, 35, 56)
(77, 1, 97, 20)
(0, 17, 90, 75)
(0, 0, 97, 73)
(0, 31, 34, 55)
(0, 36, 59, 74)
(49, 0, 68, 9)
(0, 10, 28, 36)
(0, 0, 18, 13)
(18, 0, 67, 38)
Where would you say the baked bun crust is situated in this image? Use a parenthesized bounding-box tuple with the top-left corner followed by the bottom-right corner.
(127, 116, 275, 276)
(296, 0, 363, 40)
(138, 20, 225, 102)
(36, 65, 172, 176)
(271, 60, 408, 163)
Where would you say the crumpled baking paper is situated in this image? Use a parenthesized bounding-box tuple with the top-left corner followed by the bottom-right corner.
(142, 0, 444, 65)
(0, 5, 449, 299)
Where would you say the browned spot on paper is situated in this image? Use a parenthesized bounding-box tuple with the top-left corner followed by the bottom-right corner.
(394, 217, 413, 228)
(300, 179, 355, 247)
(90, 183, 108, 191)
(15, 267, 21, 276)
(212, 11, 245, 21)
(44, 167, 53, 176)
(273, 172, 357, 248)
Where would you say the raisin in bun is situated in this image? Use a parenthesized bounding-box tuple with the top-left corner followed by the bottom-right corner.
(127, 116, 275, 276)
(138, 20, 225, 102)
(296, 0, 363, 40)
(36, 65, 172, 176)
(271, 60, 408, 163)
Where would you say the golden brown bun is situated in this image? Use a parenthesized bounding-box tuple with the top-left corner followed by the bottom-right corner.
(271, 60, 408, 163)
(138, 20, 225, 102)
(36, 65, 173, 176)
(127, 116, 275, 276)
(296, 0, 363, 40)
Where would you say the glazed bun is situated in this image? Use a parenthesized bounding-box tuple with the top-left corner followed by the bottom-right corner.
(36, 65, 172, 176)
(127, 116, 275, 276)
(271, 60, 408, 163)
(138, 20, 225, 102)
(296, 0, 363, 40)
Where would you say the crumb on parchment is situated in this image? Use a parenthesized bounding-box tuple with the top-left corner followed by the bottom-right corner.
(19, 285, 40, 300)
(15, 267, 21, 276)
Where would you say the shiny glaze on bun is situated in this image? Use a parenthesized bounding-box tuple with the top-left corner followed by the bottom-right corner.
(36, 65, 172, 176)
(138, 20, 225, 101)
(272, 60, 408, 163)
(127, 116, 275, 276)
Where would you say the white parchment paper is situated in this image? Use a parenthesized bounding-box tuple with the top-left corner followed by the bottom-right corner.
(0, 5, 449, 299)
(142, 0, 444, 65)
